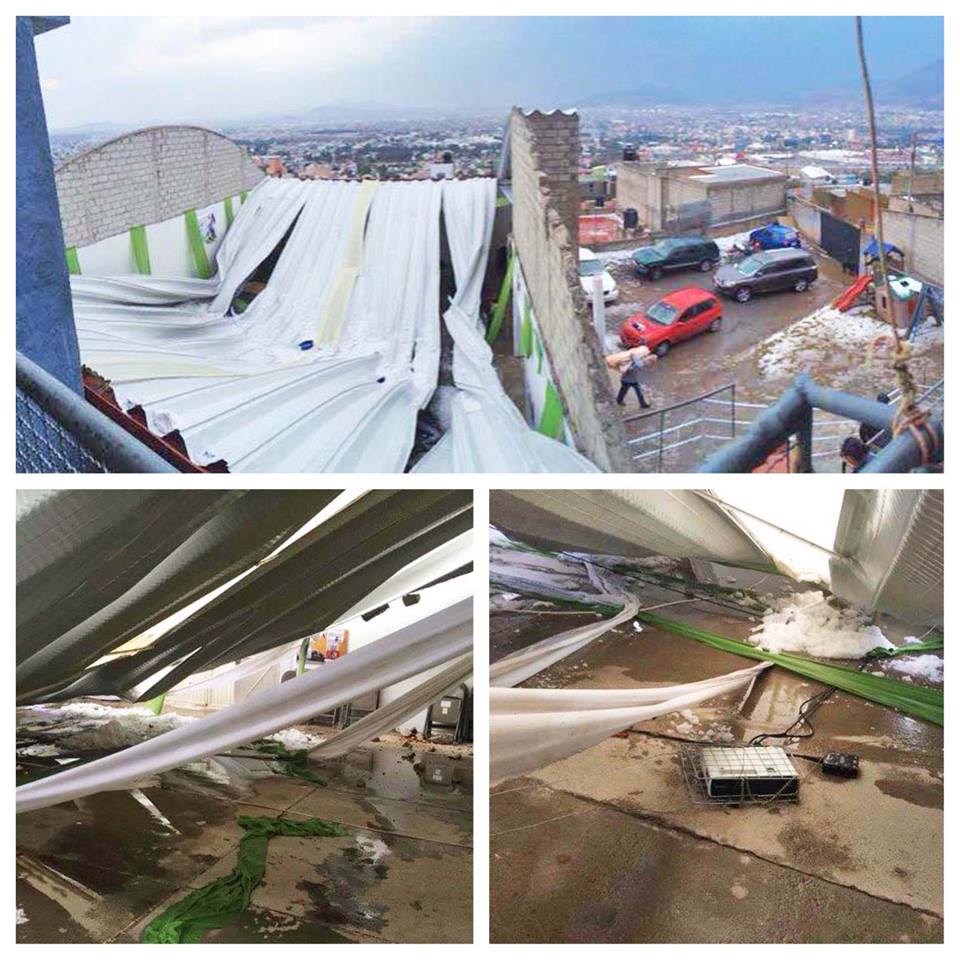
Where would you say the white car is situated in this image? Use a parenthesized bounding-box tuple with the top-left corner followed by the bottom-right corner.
(578, 247, 618, 303)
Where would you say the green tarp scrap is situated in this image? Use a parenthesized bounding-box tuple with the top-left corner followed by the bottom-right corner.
(864, 633, 944, 660)
(255, 740, 327, 786)
(142, 815, 348, 943)
(65, 246, 81, 276)
(486, 248, 515, 344)
(240, 190, 249, 205)
(130, 225, 151, 275)
(537, 381, 564, 440)
(224, 195, 235, 227)
(184, 209, 213, 279)
(636, 611, 943, 726)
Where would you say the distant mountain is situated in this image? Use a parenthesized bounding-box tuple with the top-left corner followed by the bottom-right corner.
(878, 58, 943, 109)
(49, 120, 133, 137)
(801, 58, 943, 110)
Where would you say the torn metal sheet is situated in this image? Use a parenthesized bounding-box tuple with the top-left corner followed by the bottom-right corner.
(491, 490, 773, 566)
(16, 596, 472, 813)
(490, 548, 640, 688)
(414, 179, 597, 473)
(832, 489, 943, 626)
(17, 490, 337, 703)
(18, 489, 471, 705)
(72, 177, 596, 472)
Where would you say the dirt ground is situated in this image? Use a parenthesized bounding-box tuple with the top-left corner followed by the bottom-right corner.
(16, 713, 472, 944)
(489, 568, 943, 943)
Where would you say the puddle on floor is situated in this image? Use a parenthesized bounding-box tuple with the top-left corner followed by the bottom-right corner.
(17, 701, 473, 943)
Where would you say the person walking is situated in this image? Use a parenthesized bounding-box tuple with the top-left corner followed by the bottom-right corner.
(616, 352, 655, 408)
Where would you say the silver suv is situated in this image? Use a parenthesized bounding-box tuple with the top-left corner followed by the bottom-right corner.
(713, 248, 818, 302)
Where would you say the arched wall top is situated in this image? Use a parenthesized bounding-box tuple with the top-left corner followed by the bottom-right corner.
(55, 125, 265, 248)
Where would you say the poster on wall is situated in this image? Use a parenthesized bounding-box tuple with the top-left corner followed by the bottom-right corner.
(308, 628, 349, 661)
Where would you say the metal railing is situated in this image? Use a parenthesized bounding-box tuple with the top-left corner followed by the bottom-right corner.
(16, 351, 176, 473)
(699, 374, 944, 473)
(625, 376, 944, 474)
(624, 383, 739, 472)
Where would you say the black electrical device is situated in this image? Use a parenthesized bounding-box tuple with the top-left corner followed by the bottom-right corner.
(821, 751, 860, 778)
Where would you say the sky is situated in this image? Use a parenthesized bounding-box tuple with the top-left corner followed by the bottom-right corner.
(34, 16, 944, 130)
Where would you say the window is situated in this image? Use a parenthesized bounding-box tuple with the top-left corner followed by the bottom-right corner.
(646, 300, 679, 326)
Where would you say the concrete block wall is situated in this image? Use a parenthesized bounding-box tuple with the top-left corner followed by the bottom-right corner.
(56, 125, 265, 248)
(510, 108, 633, 472)
(883, 205, 944, 286)
(616, 162, 665, 229)
(707, 180, 785, 223)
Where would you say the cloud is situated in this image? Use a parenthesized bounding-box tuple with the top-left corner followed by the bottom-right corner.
(107, 17, 433, 81)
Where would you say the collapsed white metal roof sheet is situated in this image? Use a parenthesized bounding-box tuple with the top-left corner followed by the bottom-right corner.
(492, 489, 943, 626)
(17, 489, 472, 705)
(72, 177, 595, 472)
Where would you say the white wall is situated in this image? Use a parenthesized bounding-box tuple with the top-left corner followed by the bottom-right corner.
(73, 195, 240, 278)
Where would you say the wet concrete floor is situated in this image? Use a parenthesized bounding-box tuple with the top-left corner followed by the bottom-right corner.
(490, 565, 943, 942)
(17, 707, 472, 944)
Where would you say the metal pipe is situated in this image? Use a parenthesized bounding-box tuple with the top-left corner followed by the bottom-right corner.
(796, 374, 894, 430)
(860, 414, 943, 473)
(698, 383, 808, 472)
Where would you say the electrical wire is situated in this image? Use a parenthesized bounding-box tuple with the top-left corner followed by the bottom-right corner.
(748, 687, 835, 747)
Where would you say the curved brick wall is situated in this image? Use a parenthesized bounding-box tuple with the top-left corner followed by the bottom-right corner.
(55, 125, 264, 248)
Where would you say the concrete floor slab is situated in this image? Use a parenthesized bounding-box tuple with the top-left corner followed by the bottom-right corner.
(17, 719, 473, 944)
(490, 782, 942, 943)
(490, 564, 942, 940)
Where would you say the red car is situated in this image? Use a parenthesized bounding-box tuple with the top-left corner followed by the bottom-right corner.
(619, 287, 723, 357)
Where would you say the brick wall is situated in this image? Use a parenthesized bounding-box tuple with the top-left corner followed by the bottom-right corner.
(510, 108, 633, 472)
(56, 125, 265, 248)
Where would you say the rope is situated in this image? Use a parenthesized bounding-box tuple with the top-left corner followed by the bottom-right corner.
(855, 17, 934, 465)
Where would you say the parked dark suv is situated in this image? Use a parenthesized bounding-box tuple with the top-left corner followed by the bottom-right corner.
(713, 248, 818, 302)
(632, 236, 721, 280)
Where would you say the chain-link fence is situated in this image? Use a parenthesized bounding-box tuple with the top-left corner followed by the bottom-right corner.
(16, 352, 176, 473)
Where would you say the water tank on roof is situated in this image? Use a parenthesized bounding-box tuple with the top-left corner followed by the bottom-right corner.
(623, 145, 637, 162)
(623, 208, 639, 230)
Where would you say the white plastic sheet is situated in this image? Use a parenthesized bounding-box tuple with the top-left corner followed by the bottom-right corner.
(490, 663, 770, 782)
(16, 597, 472, 813)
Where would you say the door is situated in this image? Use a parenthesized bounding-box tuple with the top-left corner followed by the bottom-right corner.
(674, 303, 700, 340)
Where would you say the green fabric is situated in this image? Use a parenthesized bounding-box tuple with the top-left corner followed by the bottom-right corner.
(486, 249, 516, 344)
(636, 612, 943, 726)
(185, 209, 213, 279)
(537, 381, 564, 440)
(130, 225, 151, 275)
(255, 740, 328, 786)
(65, 246, 81, 276)
(535, 332, 544, 375)
(240, 190, 249, 205)
(864, 634, 944, 660)
(224, 195, 235, 228)
(142, 815, 348, 943)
